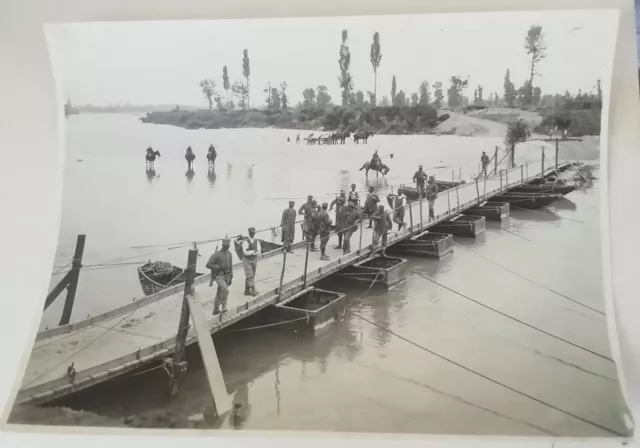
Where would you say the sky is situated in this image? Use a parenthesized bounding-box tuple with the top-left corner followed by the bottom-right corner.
(46, 10, 618, 108)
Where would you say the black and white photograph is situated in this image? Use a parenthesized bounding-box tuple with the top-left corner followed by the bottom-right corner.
(4, 9, 634, 438)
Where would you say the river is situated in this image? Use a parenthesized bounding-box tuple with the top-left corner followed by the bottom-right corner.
(40, 113, 629, 436)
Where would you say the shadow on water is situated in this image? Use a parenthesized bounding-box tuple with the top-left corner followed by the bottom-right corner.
(185, 169, 195, 183)
(48, 306, 361, 427)
(207, 167, 217, 188)
(550, 197, 577, 211)
(145, 168, 157, 183)
(510, 208, 561, 223)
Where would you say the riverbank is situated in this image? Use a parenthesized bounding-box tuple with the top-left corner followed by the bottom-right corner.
(139, 106, 601, 139)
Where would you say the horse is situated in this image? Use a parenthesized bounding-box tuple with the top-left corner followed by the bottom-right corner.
(185, 147, 196, 170)
(207, 150, 217, 168)
(353, 131, 373, 144)
(332, 131, 351, 144)
(359, 160, 390, 178)
(145, 150, 161, 169)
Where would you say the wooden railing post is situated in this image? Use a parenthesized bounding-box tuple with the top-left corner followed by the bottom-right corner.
(541, 146, 545, 176)
(447, 188, 451, 216)
(59, 234, 86, 326)
(494, 146, 498, 175)
(555, 138, 559, 170)
(358, 220, 364, 253)
(419, 197, 423, 231)
(408, 200, 414, 231)
(278, 250, 287, 301)
(526, 163, 529, 180)
(169, 248, 198, 397)
(521, 165, 524, 183)
(456, 168, 461, 208)
(475, 178, 480, 205)
(499, 170, 503, 191)
(303, 242, 310, 288)
(505, 169, 509, 187)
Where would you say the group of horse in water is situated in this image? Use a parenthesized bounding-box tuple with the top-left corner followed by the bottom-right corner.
(144, 131, 391, 177)
(285, 130, 375, 145)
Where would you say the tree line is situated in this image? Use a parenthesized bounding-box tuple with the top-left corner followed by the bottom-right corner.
(197, 25, 602, 116)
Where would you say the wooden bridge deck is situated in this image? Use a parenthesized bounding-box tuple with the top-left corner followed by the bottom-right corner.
(16, 161, 573, 405)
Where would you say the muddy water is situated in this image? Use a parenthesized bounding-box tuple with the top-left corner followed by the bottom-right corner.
(42, 114, 629, 436)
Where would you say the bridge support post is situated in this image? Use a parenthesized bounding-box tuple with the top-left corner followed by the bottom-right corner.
(59, 234, 86, 326)
(278, 250, 287, 301)
(303, 243, 310, 288)
(169, 248, 198, 397)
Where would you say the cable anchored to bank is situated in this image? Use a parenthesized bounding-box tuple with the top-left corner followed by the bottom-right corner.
(411, 270, 612, 362)
(451, 240, 605, 316)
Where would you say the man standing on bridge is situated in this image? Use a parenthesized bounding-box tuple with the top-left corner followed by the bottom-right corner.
(299, 195, 315, 242)
(341, 199, 364, 255)
(372, 204, 393, 256)
(281, 201, 296, 253)
(207, 239, 234, 315)
(242, 227, 261, 297)
(318, 202, 333, 261)
(348, 183, 360, 205)
(413, 165, 428, 198)
(426, 176, 439, 221)
(364, 186, 380, 228)
(387, 191, 407, 231)
(480, 151, 490, 177)
(330, 190, 346, 213)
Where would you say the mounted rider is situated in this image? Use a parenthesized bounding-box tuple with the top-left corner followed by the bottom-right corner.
(371, 150, 382, 171)
(185, 146, 195, 160)
(208, 144, 217, 159)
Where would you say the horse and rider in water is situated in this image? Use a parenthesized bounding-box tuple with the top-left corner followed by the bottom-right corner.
(185, 146, 196, 170)
(145, 146, 161, 169)
(360, 150, 391, 177)
(207, 144, 217, 168)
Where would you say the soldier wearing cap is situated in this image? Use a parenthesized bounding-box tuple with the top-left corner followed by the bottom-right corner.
(206, 238, 234, 315)
(318, 202, 333, 260)
(372, 204, 393, 256)
(329, 190, 346, 213)
(348, 183, 360, 205)
(281, 200, 296, 253)
(241, 227, 261, 296)
(308, 201, 320, 252)
(341, 199, 364, 255)
(298, 195, 315, 241)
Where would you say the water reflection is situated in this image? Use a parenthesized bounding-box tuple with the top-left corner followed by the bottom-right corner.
(207, 167, 217, 188)
(227, 162, 233, 178)
(510, 208, 561, 223)
(552, 197, 577, 211)
(185, 169, 195, 183)
(247, 165, 253, 181)
(145, 168, 157, 183)
(231, 383, 251, 429)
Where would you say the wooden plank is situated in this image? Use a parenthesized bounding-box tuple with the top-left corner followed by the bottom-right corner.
(186, 294, 231, 415)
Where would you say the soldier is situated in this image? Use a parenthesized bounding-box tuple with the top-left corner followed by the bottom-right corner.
(318, 202, 333, 261)
(388, 191, 407, 231)
(341, 199, 364, 254)
(206, 239, 234, 315)
(413, 165, 428, 198)
(363, 186, 379, 228)
(330, 190, 346, 212)
(334, 197, 348, 250)
(308, 201, 320, 252)
(348, 183, 360, 205)
(426, 175, 439, 221)
(241, 227, 261, 297)
(298, 195, 314, 241)
(480, 151, 490, 177)
(281, 201, 296, 253)
(372, 204, 393, 256)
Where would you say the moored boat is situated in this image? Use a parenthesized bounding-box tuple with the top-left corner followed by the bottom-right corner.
(267, 287, 347, 335)
(334, 255, 408, 289)
(431, 215, 486, 238)
(490, 192, 562, 209)
(138, 261, 203, 296)
(508, 184, 576, 195)
(387, 231, 453, 258)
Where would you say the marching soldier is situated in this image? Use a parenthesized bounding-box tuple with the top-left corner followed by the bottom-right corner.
(281, 201, 296, 253)
(206, 239, 234, 315)
(372, 204, 393, 256)
(241, 227, 261, 297)
(318, 202, 333, 261)
(426, 175, 439, 221)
